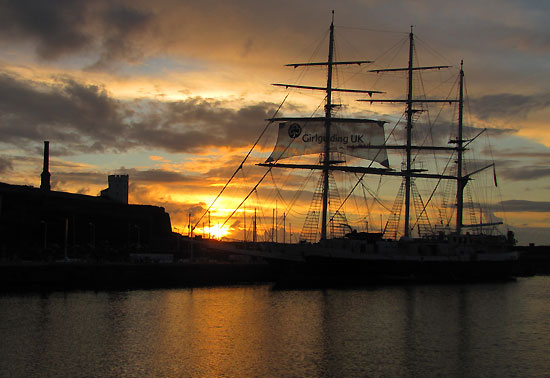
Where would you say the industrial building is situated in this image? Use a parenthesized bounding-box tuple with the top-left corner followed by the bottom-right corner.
(0, 142, 175, 261)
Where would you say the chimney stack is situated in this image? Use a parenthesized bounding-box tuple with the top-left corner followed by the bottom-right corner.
(40, 141, 51, 191)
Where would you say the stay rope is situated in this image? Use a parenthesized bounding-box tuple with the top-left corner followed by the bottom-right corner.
(193, 94, 288, 231)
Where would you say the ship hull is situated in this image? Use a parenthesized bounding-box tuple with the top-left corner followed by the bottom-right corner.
(203, 238, 532, 286)
(267, 255, 529, 287)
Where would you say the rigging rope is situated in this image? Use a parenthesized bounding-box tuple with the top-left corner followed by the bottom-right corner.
(409, 74, 459, 231)
(361, 178, 392, 212)
(221, 167, 273, 229)
(328, 112, 403, 222)
(270, 167, 314, 217)
(193, 94, 288, 231)
(410, 151, 455, 231)
(220, 99, 317, 229)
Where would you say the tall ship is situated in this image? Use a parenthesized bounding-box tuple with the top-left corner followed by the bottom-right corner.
(197, 14, 528, 283)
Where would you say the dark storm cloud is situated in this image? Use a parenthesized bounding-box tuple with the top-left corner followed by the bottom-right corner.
(470, 93, 550, 120)
(0, 72, 277, 155)
(130, 98, 276, 153)
(0, 0, 91, 59)
(0, 73, 126, 152)
(499, 166, 550, 181)
(500, 200, 550, 213)
(0, 156, 13, 173)
(87, 4, 153, 70)
(0, 0, 152, 66)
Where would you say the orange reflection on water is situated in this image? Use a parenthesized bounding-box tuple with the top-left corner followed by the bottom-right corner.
(148, 286, 328, 377)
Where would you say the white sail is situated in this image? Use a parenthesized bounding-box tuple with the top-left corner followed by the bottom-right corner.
(266, 119, 389, 167)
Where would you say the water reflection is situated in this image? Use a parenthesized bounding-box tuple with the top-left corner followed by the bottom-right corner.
(1, 278, 549, 377)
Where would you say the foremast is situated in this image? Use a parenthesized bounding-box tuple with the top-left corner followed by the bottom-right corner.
(267, 12, 381, 241)
(404, 28, 414, 238)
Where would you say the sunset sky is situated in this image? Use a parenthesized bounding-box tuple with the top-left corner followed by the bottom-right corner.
(0, 0, 548, 245)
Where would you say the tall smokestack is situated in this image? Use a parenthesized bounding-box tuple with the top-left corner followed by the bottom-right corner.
(40, 141, 51, 191)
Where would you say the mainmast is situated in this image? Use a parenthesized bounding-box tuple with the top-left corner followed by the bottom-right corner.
(359, 28, 455, 238)
(320, 13, 335, 241)
(266, 12, 381, 242)
(403, 28, 414, 238)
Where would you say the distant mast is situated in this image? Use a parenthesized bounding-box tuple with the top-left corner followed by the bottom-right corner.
(40, 141, 51, 191)
(456, 61, 465, 234)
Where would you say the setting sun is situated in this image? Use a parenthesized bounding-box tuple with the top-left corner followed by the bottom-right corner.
(203, 224, 231, 240)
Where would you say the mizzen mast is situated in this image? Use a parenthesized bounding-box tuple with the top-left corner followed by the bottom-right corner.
(456, 61, 465, 234)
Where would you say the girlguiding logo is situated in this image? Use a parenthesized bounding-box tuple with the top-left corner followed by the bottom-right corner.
(288, 123, 302, 138)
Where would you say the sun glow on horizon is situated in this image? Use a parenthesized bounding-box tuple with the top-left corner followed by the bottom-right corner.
(203, 224, 231, 240)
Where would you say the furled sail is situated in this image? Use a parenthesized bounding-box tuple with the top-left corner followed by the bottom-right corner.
(266, 118, 389, 167)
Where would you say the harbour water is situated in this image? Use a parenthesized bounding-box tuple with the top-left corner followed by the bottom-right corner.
(1, 277, 549, 378)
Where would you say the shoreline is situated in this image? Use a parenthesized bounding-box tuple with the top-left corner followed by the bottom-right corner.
(0, 261, 274, 292)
